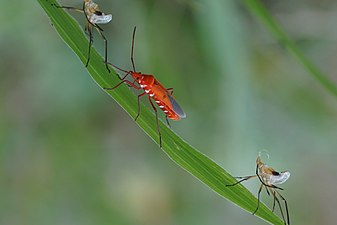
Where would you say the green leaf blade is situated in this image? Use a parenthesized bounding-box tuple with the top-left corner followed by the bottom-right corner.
(37, 0, 284, 224)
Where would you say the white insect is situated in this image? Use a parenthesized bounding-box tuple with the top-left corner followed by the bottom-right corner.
(227, 154, 290, 225)
(84, 0, 112, 24)
(89, 14, 112, 24)
(53, 0, 112, 72)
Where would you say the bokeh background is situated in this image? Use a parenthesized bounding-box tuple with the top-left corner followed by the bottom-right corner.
(1, 0, 337, 224)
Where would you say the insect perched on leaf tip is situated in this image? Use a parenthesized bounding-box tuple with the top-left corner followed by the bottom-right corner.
(226, 154, 290, 225)
(104, 26, 186, 148)
(53, 0, 112, 73)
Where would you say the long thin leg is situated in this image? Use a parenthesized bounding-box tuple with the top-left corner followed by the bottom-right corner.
(134, 92, 147, 121)
(104, 79, 141, 90)
(85, 26, 93, 67)
(272, 191, 276, 211)
(82, 2, 95, 29)
(107, 63, 130, 74)
(265, 184, 271, 196)
(131, 27, 137, 72)
(119, 72, 132, 81)
(103, 71, 133, 88)
(271, 189, 286, 225)
(165, 116, 171, 128)
(233, 175, 255, 179)
(52, 4, 84, 13)
(95, 26, 110, 73)
(119, 72, 134, 87)
(148, 96, 162, 147)
(252, 184, 263, 215)
(81, 2, 105, 69)
(276, 190, 290, 225)
(226, 175, 256, 187)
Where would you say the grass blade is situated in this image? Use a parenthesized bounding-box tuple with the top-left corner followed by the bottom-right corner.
(37, 0, 284, 224)
(243, 0, 337, 98)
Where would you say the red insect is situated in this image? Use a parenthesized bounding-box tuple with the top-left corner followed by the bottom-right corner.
(104, 26, 186, 147)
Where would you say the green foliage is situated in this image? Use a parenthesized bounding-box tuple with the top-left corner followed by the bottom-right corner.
(243, 0, 337, 98)
(35, 0, 301, 224)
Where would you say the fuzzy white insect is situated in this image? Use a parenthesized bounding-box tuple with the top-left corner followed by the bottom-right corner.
(89, 14, 112, 24)
(53, 0, 112, 72)
(226, 154, 291, 225)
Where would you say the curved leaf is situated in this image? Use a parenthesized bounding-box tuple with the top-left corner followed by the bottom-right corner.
(37, 0, 284, 224)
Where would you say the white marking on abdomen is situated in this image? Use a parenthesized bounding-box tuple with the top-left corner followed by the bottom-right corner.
(149, 93, 154, 97)
(159, 105, 164, 108)
(155, 100, 161, 103)
(145, 89, 150, 93)
(164, 110, 168, 113)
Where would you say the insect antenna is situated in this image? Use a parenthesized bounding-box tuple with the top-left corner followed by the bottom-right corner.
(130, 26, 137, 72)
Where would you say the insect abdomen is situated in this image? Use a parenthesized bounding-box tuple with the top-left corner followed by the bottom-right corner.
(155, 99, 180, 120)
(142, 87, 179, 120)
(140, 78, 183, 120)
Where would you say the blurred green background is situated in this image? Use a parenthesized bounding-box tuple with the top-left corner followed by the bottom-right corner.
(1, 0, 337, 224)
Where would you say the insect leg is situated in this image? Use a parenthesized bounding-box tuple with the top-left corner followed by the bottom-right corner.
(52, 4, 84, 13)
(166, 88, 174, 95)
(85, 25, 93, 67)
(104, 78, 140, 90)
(252, 184, 263, 215)
(165, 116, 171, 128)
(271, 189, 276, 211)
(264, 184, 271, 196)
(120, 73, 135, 88)
(107, 63, 129, 74)
(226, 175, 256, 187)
(126, 80, 138, 88)
(271, 189, 286, 224)
(148, 96, 162, 147)
(95, 26, 110, 73)
(120, 72, 132, 81)
(103, 71, 137, 88)
(134, 92, 147, 121)
(276, 190, 290, 225)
